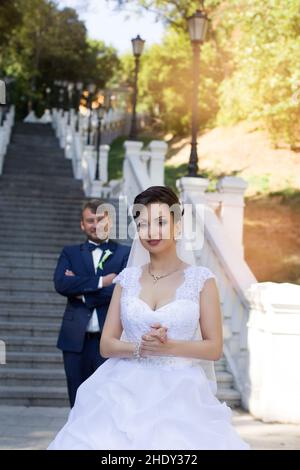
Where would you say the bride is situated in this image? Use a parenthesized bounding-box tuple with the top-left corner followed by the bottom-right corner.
(48, 185, 249, 450)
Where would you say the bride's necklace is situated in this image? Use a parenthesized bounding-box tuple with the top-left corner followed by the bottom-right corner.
(148, 262, 183, 284)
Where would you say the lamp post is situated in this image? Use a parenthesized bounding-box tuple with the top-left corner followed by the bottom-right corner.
(129, 34, 145, 140)
(0, 80, 6, 127)
(67, 82, 74, 124)
(45, 87, 51, 109)
(87, 83, 96, 145)
(187, 8, 209, 177)
(95, 103, 106, 180)
(76, 82, 83, 110)
(75, 81, 83, 131)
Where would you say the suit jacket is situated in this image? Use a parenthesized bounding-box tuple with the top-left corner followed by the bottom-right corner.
(54, 239, 130, 352)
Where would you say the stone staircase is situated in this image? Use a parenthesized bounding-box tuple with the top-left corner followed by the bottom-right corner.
(0, 122, 241, 407)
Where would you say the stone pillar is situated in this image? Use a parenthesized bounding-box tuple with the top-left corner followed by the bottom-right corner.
(82, 144, 95, 196)
(148, 140, 167, 186)
(216, 176, 247, 258)
(98, 144, 110, 184)
(176, 176, 210, 253)
(90, 180, 104, 198)
(245, 282, 300, 423)
(123, 141, 143, 199)
(176, 176, 209, 203)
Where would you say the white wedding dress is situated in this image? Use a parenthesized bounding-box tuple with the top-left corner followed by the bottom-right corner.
(48, 265, 249, 450)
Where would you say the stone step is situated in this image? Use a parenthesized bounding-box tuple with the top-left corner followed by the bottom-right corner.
(0, 232, 84, 245)
(6, 351, 63, 369)
(0, 308, 65, 322)
(214, 371, 234, 387)
(6, 146, 65, 156)
(0, 386, 69, 407)
(0, 368, 66, 387)
(0, 266, 55, 279)
(216, 388, 241, 408)
(0, 193, 85, 204)
(0, 385, 240, 408)
(0, 171, 82, 183)
(0, 320, 60, 337)
(0, 188, 84, 199)
(0, 203, 121, 215)
(0, 203, 83, 213)
(0, 178, 83, 191)
(0, 195, 120, 208)
(0, 292, 65, 304)
(4, 156, 71, 166)
(0, 258, 57, 270)
(0, 242, 74, 253)
(3, 167, 73, 177)
(0, 367, 233, 390)
(0, 223, 82, 235)
(2, 336, 58, 353)
(0, 250, 58, 264)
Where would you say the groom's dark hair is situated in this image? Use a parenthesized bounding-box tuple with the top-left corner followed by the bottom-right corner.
(81, 199, 105, 218)
(133, 186, 184, 221)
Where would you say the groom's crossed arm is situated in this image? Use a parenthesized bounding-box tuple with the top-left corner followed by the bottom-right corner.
(54, 248, 102, 298)
(82, 253, 129, 309)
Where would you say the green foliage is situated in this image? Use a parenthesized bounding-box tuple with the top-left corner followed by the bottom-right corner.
(113, 0, 300, 146)
(119, 29, 224, 135)
(216, 0, 300, 147)
(1, 0, 120, 117)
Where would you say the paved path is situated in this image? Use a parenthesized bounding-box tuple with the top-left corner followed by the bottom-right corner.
(0, 406, 299, 450)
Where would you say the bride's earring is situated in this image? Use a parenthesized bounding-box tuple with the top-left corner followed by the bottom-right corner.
(174, 229, 182, 240)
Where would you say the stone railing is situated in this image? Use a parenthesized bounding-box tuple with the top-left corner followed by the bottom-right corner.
(176, 176, 257, 410)
(0, 106, 15, 174)
(245, 282, 300, 423)
(51, 107, 133, 197)
(175, 176, 300, 423)
(119, 140, 167, 205)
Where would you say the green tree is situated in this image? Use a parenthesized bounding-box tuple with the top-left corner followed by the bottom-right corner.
(112, 0, 300, 146)
(216, 0, 300, 147)
(1, 0, 121, 117)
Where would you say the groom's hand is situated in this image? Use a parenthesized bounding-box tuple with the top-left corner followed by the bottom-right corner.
(102, 273, 117, 287)
(65, 269, 75, 276)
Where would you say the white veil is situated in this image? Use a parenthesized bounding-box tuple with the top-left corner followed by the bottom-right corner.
(125, 202, 217, 392)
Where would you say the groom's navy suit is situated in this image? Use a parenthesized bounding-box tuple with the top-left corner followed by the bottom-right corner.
(54, 239, 130, 406)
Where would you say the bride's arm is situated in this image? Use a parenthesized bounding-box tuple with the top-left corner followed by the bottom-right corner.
(100, 284, 136, 358)
(140, 278, 223, 361)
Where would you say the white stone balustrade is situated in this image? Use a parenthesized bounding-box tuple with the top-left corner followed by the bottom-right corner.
(122, 140, 167, 205)
(245, 282, 300, 423)
(0, 106, 15, 174)
(176, 176, 257, 410)
(51, 107, 136, 197)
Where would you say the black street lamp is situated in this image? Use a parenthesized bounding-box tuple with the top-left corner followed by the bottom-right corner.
(45, 86, 51, 109)
(95, 103, 106, 180)
(76, 82, 83, 110)
(75, 81, 83, 131)
(67, 82, 74, 124)
(87, 83, 96, 145)
(129, 35, 145, 140)
(187, 8, 209, 177)
(0, 80, 6, 127)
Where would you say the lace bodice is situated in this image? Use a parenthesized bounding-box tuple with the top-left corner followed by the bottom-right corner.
(112, 265, 217, 370)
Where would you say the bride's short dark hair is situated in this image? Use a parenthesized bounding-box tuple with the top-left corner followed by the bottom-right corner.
(133, 186, 184, 220)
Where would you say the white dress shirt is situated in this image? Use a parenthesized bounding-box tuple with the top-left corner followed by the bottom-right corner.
(85, 239, 108, 332)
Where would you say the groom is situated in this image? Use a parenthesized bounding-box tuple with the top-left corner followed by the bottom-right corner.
(54, 199, 130, 407)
